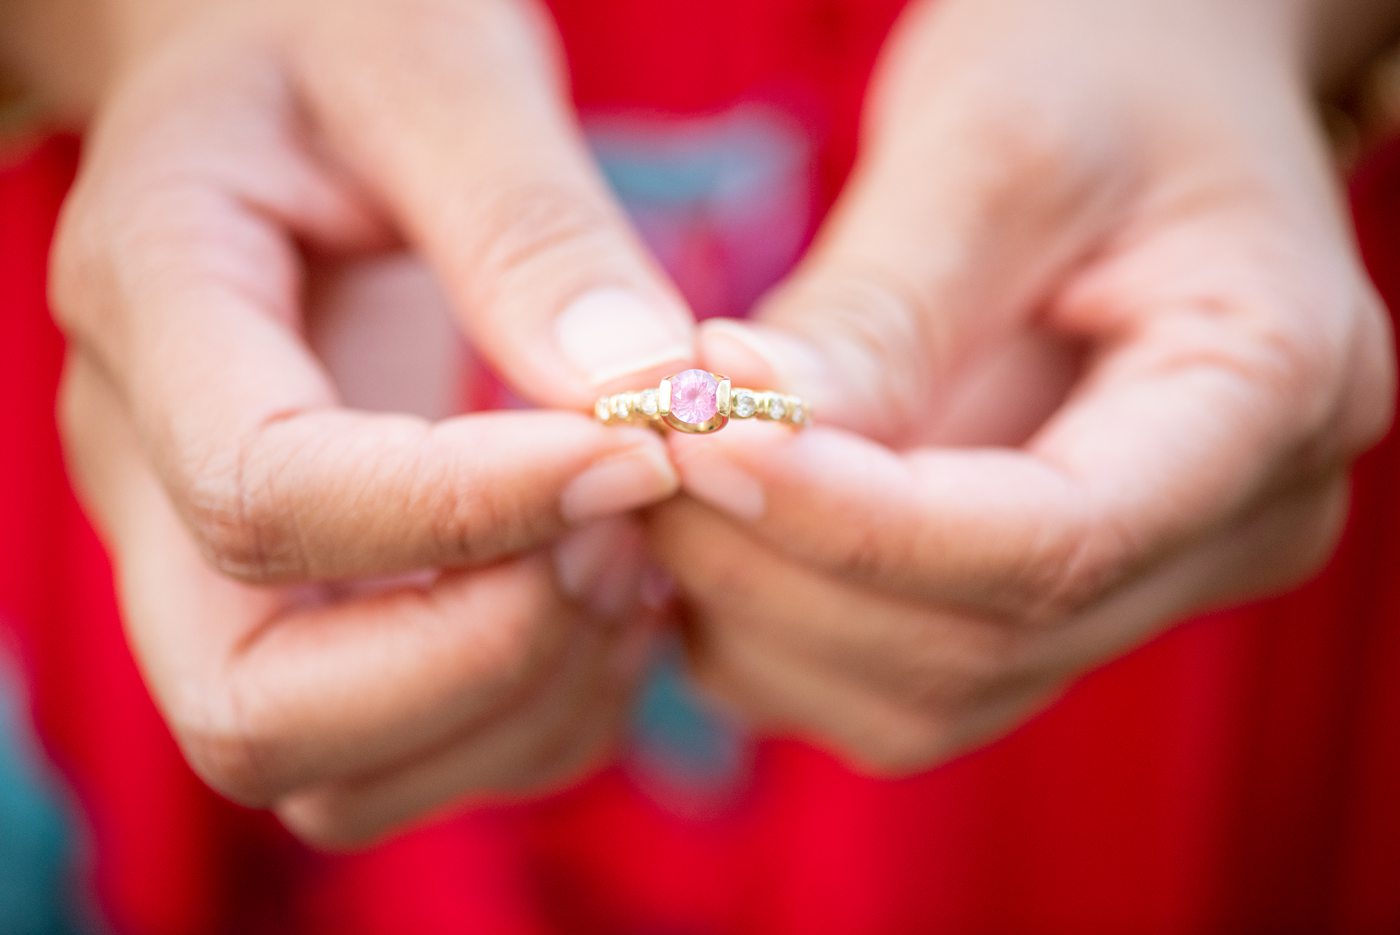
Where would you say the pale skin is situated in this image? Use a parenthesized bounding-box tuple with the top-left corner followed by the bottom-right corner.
(4, 0, 1397, 844)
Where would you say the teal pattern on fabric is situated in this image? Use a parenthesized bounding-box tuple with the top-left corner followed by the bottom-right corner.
(0, 669, 94, 935)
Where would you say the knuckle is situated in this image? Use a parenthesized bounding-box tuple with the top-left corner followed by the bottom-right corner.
(1339, 289, 1396, 453)
(48, 199, 110, 343)
(425, 481, 491, 565)
(896, 627, 1024, 713)
(181, 426, 303, 583)
(175, 683, 288, 807)
(1232, 314, 1342, 439)
(50, 175, 214, 345)
(828, 519, 905, 584)
(183, 472, 280, 582)
(1271, 480, 1350, 592)
(1199, 266, 1386, 449)
(277, 795, 384, 853)
(421, 453, 535, 566)
(1185, 276, 1393, 476)
(971, 101, 1076, 183)
(54, 362, 87, 455)
(183, 480, 268, 580)
(1013, 511, 1137, 625)
(53, 358, 113, 521)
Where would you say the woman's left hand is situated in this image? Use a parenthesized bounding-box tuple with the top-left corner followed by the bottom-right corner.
(649, 0, 1395, 773)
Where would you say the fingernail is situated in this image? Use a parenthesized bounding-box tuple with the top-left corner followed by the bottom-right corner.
(586, 537, 645, 619)
(673, 440, 766, 521)
(555, 287, 692, 389)
(701, 319, 851, 430)
(553, 519, 646, 617)
(552, 525, 614, 603)
(702, 319, 785, 382)
(560, 444, 679, 524)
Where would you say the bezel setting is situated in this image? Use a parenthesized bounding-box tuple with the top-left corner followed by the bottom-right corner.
(659, 371, 731, 434)
(594, 370, 806, 434)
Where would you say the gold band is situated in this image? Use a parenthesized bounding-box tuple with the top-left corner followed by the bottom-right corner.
(594, 369, 808, 434)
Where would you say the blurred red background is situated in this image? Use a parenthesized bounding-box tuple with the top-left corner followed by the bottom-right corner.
(2, 0, 1399, 932)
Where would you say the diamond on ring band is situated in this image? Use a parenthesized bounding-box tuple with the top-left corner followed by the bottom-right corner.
(594, 368, 809, 434)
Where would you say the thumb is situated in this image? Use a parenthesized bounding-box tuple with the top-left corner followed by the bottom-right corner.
(700, 88, 1121, 439)
(298, 1, 693, 406)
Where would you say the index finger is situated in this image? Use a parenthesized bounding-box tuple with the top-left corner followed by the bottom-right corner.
(53, 61, 677, 584)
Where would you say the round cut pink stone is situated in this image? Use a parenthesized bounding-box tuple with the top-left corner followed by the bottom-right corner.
(669, 369, 719, 425)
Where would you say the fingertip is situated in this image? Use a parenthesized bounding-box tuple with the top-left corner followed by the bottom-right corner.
(700, 319, 847, 425)
(670, 421, 921, 530)
(554, 288, 696, 399)
(667, 416, 805, 474)
(559, 434, 679, 525)
(276, 795, 378, 854)
(699, 319, 783, 386)
(667, 430, 768, 521)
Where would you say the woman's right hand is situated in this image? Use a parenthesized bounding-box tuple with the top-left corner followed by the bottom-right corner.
(50, 0, 693, 847)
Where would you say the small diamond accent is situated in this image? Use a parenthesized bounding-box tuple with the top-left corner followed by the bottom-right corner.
(768, 396, 788, 421)
(790, 401, 805, 423)
(595, 398, 612, 422)
(612, 396, 632, 419)
(639, 389, 659, 417)
(733, 390, 758, 418)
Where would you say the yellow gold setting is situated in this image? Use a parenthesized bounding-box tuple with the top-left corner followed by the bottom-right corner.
(594, 370, 809, 435)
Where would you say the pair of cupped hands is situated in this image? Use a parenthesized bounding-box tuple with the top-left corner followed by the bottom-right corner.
(49, 0, 1393, 847)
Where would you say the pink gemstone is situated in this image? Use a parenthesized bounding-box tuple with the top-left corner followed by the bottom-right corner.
(669, 369, 719, 425)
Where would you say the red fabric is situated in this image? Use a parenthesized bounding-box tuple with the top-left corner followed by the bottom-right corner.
(2, 1, 1400, 932)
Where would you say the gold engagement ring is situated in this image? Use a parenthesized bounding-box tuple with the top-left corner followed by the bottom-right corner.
(594, 368, 808, 434)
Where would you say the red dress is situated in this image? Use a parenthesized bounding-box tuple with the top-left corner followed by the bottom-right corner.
(3, 1, 1400, 932)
